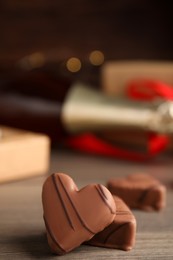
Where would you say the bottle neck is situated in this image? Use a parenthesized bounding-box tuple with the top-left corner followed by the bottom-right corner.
(61, 83, 173, 134)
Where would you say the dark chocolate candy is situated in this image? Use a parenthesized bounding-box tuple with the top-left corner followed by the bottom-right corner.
(42, 173, 116, 255)
(107, 174, 166, 211)
(86, 196, 136, 251)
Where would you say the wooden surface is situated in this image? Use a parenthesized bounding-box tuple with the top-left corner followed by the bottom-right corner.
(0, 148, 173, 259)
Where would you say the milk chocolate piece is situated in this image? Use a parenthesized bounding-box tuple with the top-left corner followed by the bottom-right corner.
(42, 173, 116, 255)
(86, 196, 136, 251)
(107, 174, 166, 211)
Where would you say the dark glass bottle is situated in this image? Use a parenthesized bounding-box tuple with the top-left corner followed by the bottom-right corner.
(0, 71, 72, 141)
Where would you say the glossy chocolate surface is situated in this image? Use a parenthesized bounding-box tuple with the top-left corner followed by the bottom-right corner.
(86, 196, 136, 251)
(42, 173, 116, 255)
(107, 174, 166, 211)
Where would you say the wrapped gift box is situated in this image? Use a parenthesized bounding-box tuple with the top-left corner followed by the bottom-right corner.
(0, 126, 50, 183)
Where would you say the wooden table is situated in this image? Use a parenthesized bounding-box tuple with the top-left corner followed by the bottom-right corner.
(0, 149, 173, 259)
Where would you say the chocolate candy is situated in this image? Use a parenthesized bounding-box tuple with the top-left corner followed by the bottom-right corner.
(107, 174, 166, 211)
(86, 196, 136, 251)
(42, 173, 116, 255)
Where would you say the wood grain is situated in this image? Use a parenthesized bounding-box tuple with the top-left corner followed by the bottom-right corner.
(0, 149, 173, 259)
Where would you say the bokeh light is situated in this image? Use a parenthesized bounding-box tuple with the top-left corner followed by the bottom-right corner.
(18, 52, 45, 70)
(89, 50, 104, 66)
(66, 57, 82, 72)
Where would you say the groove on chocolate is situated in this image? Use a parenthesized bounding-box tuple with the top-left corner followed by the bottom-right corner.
(43, 215, 65, 254)
(57, 174, 95, 235)
(52, 174, 75, 230)
(116, 211, 131, 215)
(95, 185, 115, 214)
(104, 223, 129, 244)
(138, 185, 158, 205)
(98, 184, 108, 200)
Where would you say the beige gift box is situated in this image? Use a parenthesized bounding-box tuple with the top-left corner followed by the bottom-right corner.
(102, 61, 173, 96)
(101, 61, 173, 152)
(0, 126, 50, 183)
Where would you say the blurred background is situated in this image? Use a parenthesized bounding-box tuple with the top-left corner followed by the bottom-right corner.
(1, 1, 173, 183)
(0, 1, 173, 77)
(1, 1, 173, 63)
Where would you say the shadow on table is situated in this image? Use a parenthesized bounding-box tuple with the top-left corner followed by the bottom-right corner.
(15, 232, 83, 258)
(15, 232, 54, 258)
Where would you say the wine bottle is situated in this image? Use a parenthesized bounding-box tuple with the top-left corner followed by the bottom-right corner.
(1, 71, 173, 143)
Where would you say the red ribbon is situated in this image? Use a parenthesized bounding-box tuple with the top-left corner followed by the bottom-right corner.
(66, 79, 172, 161)
(66, 132, 169, 161)
(127, 79, 173, 100)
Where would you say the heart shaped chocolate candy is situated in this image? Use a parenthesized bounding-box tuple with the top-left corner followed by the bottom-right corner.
(42, 173, 116, 255)
(86, 196, 136, 251)
(107, 173, 166, 211)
